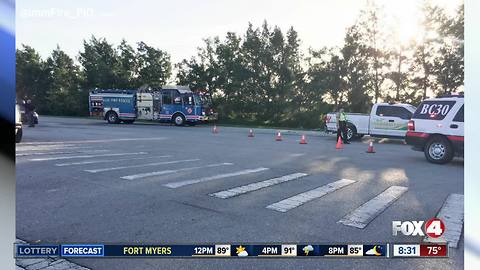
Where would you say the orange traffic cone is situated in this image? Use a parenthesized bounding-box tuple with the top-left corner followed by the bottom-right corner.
(275, 132, 283, 141)
(299, 135, 307, 144)
(366, 141, 376, 153)
(335, 136, 343, 149)
(248, 129, 254, 137)
(212, 125, 218, 134)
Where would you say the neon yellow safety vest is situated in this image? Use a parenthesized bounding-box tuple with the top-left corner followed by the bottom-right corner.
(339, 112, 347, 121)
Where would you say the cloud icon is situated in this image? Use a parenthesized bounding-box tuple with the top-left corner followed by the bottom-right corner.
(238, 250, 248, 257)
(365, 246, 382, 256)
(303, 245, 314, 255)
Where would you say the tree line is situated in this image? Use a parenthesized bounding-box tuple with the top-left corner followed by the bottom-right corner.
(16, 2, 463, 128)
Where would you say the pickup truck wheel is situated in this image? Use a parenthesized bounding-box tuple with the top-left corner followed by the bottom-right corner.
(424, 136, 454, 164)
(346, 124, 357, 141)
(106, 111, 120, 124)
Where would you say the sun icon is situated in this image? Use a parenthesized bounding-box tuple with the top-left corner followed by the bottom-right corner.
(236, 245, 245, 254)
(236, 245, 249, 257)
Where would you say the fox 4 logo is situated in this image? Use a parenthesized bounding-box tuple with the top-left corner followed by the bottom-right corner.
(392, 218, 445, 238)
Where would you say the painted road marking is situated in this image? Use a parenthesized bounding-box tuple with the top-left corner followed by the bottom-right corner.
(16, 145, 80, 151)
(266, 179, 356, 212)
(19, 137, 166, 145)
(121, 163, 234, 180)
(29, 152, 148, 161)
(16, 149, 109, 157)
(163, 167, 270, 189)
(85, 159, 200, 173)
(338, 186, 408, 229)
(55, 156, 171, 167)
(210, 173, 308, 199)
(424, 193, 464, 248)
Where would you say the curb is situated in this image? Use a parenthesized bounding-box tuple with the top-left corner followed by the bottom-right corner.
(213, 125, 334, 138)
(41, 116, 330, 134)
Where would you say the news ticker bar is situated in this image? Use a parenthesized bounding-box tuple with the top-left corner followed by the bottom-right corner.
(14, 243, 448, 258)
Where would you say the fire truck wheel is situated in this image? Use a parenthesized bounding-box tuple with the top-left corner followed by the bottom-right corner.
(106, 111, 120, 124)
(173, 113, 185, 126)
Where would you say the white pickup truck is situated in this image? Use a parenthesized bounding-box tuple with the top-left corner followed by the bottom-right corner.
(325, 103, 417, 140)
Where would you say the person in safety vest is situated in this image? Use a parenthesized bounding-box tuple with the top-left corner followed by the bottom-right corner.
(336, 108, 350, 144)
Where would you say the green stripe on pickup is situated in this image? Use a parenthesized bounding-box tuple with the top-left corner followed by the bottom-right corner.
(371, 120, 408, 131)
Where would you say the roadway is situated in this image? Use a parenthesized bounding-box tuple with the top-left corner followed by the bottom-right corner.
(16, 116, 464, 270)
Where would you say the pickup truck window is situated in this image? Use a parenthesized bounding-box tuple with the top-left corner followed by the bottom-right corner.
(376, 106, 412, 119)
(376, 106, 389, 116)
(453, 105, 464, 122)
(391, 107, 412, 120)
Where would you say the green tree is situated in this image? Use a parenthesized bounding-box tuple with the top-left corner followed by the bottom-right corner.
(136, 41, 172, 88)
(305, 48, 345, 126)
(176, 37, 222, 109)
(16, 45, 49, 110)
(277, 27, 305, 125)
(342, 26, 371, 113)
(44, 46, 85, 115)
(410, 3, 455, 100)
(239, 23, 264, 121)
(313, 50, 346, 108)
(79, 36, 120, 89)
(116, 39, 138, 88)
(386, 44, 410, 102)
(432, 3, 464, 95)
(214, 33, 247, 119)
(357, 1, 391, 103)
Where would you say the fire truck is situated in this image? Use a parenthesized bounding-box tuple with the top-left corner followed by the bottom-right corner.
(89, 86, 217, 126)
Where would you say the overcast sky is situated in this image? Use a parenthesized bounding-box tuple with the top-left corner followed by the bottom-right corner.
(16, 0, 461, 64)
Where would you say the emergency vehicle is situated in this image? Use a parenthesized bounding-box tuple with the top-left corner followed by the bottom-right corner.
(405, 95, 464, 164)
(89, 86, 217, 126)
(325, 103, 416, 140)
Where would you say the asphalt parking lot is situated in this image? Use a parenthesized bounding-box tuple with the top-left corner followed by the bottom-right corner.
(16, 116, 464, 270)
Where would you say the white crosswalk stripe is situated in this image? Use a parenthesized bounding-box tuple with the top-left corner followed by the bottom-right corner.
(163, 167, 269, 188)
(29, 152, 148, 161)
(85, 159, 200, 173)
(338, 186, 408, 229)
(266, 179, 356, 212)
(424, 194, 464, 248)
(16, 149, 108, 157)
(55, 156, 170, 167)
(210, 173, 308, 199)
(121, 163, 234, 180)
(18, 137, 166, 145)
(16, 145, 83, 152)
